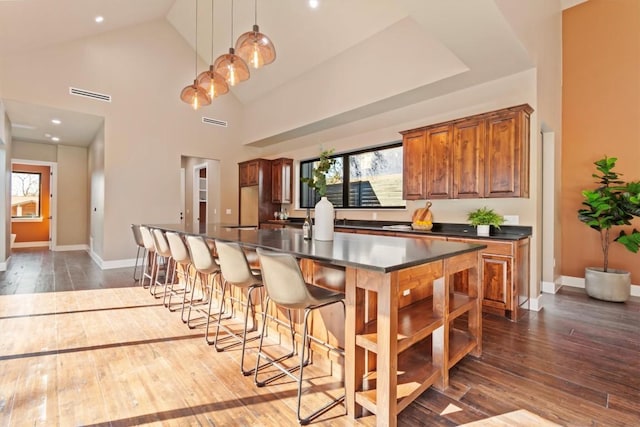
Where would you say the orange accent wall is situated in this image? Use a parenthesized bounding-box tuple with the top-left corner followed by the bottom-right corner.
(562, 0, 640, 280)
(11, 164, 51, 243)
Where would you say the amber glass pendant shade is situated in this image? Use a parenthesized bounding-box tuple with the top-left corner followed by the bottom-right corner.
(213, 48, 250, 86)
(180, 79, 212, 110)
(235, 24, 276, 69)
(197, 66, 230, 99)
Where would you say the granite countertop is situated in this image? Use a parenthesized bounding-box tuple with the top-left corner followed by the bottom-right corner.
(264, 218, 531, 241)
(147, 223, 486, 273)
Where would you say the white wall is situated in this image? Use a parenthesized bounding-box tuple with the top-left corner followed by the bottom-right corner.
(0, 105, 12, 269)
(57, 145, 88, 246)
(89, 124, 104, 259)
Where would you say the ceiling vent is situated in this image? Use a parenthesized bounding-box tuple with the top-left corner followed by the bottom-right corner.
(202, 117, 228, 127)
(69, 87, 111, 103)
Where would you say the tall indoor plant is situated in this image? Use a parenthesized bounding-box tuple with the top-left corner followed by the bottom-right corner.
(577, 156, 640, 301)
(301, 149, 336, 241)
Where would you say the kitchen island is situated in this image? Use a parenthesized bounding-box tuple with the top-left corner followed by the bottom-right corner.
(148, 224, 485, 427)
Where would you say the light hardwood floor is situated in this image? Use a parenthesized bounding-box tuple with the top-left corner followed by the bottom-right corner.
(0, 249, 638, 426)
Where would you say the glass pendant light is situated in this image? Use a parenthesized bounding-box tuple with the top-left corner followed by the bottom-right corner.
(181, 0, 211, 109)
(235, 0, 276, 69)
(197, 0, 229, 99)
(213, 0, 249, 86)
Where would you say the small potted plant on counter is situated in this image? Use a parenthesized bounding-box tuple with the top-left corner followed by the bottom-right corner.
(577, 156, 640, 302)
(467, 206, 504, 236)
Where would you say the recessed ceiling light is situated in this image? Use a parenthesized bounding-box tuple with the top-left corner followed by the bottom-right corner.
(51, 137, 60, 142)
(309, 0, 319, 9)
(44, 133, 51, 138)
(51, 118, 61, 125)
(95, 16, 104, 23)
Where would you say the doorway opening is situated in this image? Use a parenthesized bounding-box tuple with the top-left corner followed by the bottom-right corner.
(193, 163, 208, 231)
(181, 156, 221, 232)
(11, 159, 57, 250)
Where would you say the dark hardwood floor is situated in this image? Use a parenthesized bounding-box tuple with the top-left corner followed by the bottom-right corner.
(0, 249, 638, 426)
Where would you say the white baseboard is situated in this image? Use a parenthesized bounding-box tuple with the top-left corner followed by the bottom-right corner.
(102, 258, 136, 270)
(561, 275, 640, 297)
(0, 256, 9, 272)
(541, 280, 562, 294)
(88, 249, 104, 269)
(87, 249, 136, 270)
(53, 244, 89, 252)
(13, 241, 49, 248)
(529, 293, 544, 311)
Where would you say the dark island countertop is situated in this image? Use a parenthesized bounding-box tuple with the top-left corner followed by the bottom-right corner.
(147, 223, 486, 273)
(265, 218, 532, 241)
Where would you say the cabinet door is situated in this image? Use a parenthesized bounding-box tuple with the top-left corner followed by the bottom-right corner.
(484, 108, 530, 198)
(239, 163, 249, 187)
(271, 158, 293, 204)
(271, 159, 283, 203)
(402, 130, 427, 200)
(246, 161, 259, 186)
(426, 125, 453, 199)
(453, 119, 484, 198)
(481, 254, 512, 312)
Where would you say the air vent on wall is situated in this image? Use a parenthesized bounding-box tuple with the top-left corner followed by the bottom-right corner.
(69, 87, 111, 103)
(202, 117, 228, 127)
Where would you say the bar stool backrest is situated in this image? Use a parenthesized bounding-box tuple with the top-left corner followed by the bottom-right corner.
(185, 235, 218, 275)
(131, 224, 144, 248)
(166, 232, 190, 265)
(140, 226, 156, 252)
(152, 228, 172, 258)
(256, 248, 314, 310)
(215, 240, 257, 287)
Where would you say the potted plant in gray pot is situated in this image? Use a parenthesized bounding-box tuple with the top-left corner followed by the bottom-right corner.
(467, 207, 504, 236)
(577, 156, 640, 302)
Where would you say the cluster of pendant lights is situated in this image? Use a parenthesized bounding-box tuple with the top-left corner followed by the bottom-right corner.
(180, 0, 276, 110)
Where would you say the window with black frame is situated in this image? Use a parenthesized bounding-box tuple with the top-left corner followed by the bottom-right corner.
(299, 143, 405, 209)
(11, 172, 42, 218)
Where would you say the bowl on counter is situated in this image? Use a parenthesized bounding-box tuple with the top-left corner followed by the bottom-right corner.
(411, 222, 433, 231)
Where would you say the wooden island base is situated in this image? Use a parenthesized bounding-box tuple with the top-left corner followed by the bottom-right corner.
(148, 225, 485, 427)
(345, 250, 482, 426)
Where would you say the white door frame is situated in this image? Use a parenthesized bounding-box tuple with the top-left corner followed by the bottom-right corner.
(11, 158, 57, 250)
(180, 167, 185, 224)
(193, 163, 208, 230)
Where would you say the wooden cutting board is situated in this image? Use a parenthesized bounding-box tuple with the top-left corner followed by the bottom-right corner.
(412, 201, 433, 223)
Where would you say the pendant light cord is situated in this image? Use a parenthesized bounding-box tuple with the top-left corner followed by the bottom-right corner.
(230, 0, 234, 44)
(194, 0, 199, 77)
(210, 0, 214, 63)
(254, 0, 257, 25)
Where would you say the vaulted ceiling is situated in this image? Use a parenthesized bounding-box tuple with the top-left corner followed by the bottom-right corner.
(0, 0, 570, 146)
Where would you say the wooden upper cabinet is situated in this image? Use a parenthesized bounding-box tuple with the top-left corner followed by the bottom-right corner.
(271, 158, 293, 204)
(484, 106, 531, 198)
(453, 118, 485, 198)
(239, 160, 260, 187)
(400, 104, 532, 200)
(426, 125, 453, 199)
(402, 130, 427, 200)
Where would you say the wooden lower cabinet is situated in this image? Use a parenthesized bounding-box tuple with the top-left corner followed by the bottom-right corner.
(448, 237, 529, 320)
(359, 229, 529, 321)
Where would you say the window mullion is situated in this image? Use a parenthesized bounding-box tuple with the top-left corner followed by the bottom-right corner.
(342, 154, 349, 208)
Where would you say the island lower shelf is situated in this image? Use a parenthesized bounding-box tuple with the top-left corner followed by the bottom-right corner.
(346, 250, 482, 425)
